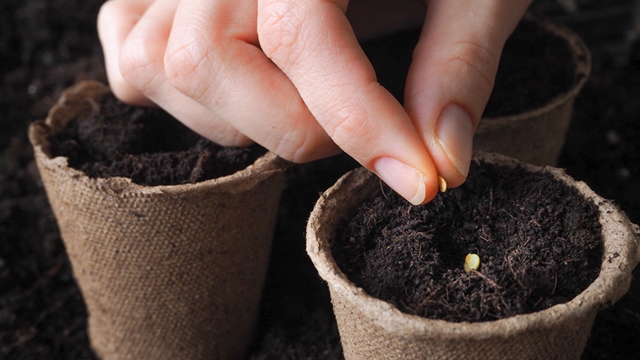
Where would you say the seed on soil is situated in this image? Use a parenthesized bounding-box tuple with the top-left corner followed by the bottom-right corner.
(438, 176, 447, 193)
(464, 253, 481, 273)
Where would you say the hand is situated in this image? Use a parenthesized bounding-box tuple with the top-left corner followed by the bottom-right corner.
(98, 0, 532, 205)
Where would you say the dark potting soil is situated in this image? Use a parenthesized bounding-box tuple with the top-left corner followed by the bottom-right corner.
(333, 160, 603, 323)
(48, 94, 266, 186)
(484, 18, 577, 118)
(363, 17, 577, 118)
(246, 154, 358, 360)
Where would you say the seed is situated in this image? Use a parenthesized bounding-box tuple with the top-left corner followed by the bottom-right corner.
(438, 176, 447, 193)
(464, 253, 481, 273)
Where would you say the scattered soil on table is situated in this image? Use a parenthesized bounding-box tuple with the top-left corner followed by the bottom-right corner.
(0, 0, 107, 152)
(48, 94, 266, 186)
(560, 39, 640, 360)
(363, 17, 577, 118)
(246, 154, 357, 360)
(1, 136, 96, 360)
(333, 160, 603, 322)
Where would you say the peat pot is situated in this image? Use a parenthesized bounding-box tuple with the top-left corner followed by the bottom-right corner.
(474, 15, 591, 166)
(29, 81, 287, 360)
(306, 152, 640, 360)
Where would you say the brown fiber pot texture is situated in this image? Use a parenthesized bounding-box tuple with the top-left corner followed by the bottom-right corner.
(29, 81, 288, 360)
(474, 15, 591, 166)
(306, 152, 640, 360)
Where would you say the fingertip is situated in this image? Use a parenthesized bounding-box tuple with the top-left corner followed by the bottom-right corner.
(372, 157, 439, 206)
(108, 77, 156, 107)
(421, 180, 440, 205)
(415, 172, 439, 206)
(404, 0, 532, 192)
(97, 0, 152, 106)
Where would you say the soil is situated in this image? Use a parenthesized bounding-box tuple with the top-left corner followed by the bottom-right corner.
(0, 1, 639, 359)
(363, 17, 577, 117)
(485, 18, 578, 118)
(333, 160, 602, 323)
(48, 94, 265, 186)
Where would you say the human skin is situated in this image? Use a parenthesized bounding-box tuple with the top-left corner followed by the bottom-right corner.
(97, 0, 533, 205)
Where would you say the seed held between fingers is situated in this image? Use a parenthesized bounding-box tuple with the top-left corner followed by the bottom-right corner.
(464, 253, 481, 273)
(438, 176, 447, 193)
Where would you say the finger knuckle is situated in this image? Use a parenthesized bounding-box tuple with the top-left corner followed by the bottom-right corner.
(257, 1, 305, 65)
(324, 104, 371, 148)
(274, 127, 318, 163)
(446, 40, 499, 93)
(118, 38, 159, 92)
(164, 32, 221, 101)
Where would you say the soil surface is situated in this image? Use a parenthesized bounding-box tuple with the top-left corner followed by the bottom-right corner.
(1, 1, 639, 359)
(363, 17, 577, 116)
(48, 94, 265, 186)
(333, 160, 602, 323)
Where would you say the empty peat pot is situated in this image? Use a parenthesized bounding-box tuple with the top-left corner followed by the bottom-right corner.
(473, 15, 591, 166)
(29, 81, 287, 360)
(306, 152, 639, 360)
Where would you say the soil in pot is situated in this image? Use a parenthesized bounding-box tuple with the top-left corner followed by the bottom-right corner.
(332, 159, 603, 323)
(47, 93, 266, 186)
(363, 16, 579, 117)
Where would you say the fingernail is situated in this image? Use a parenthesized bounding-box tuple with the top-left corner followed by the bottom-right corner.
(435, 104, 474, 177)
(373, 157, 427, 205)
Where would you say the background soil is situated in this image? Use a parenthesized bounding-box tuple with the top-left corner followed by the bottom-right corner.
(1, 0, 639, 359)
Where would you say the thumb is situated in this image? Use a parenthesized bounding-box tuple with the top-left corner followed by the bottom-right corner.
(405, 0, 532, 188)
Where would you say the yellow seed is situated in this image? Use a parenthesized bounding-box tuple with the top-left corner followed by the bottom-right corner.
(464, 253, 481, 273)
(438, 176, 447, 193)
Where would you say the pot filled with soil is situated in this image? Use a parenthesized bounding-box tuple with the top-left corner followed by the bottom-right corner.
(363, 14, 591, 167)
(28, 80, 288, 360)
(474, 15, 591, 166)
(306, 152, 640, 360)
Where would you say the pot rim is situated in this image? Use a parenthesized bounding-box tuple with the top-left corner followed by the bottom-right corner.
(306, 152, 639, 340)
(478, 14, 591, 128)
(29, 80, 289, 197)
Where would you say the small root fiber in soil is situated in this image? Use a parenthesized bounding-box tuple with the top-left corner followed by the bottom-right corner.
(333, 160, 603, 323)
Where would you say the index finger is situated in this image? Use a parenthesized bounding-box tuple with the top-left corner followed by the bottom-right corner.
(257, 0, 439, 205)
